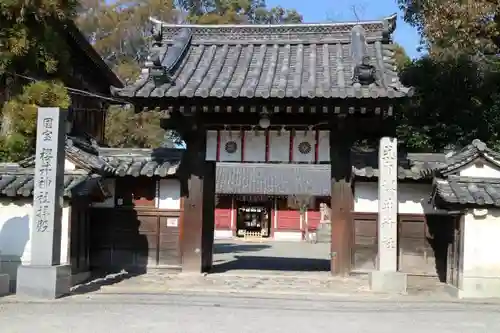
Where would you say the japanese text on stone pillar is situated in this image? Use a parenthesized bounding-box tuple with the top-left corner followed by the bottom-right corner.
(34, 117, 55, 232)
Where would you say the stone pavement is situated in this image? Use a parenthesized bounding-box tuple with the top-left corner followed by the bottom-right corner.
(63, 239, 453, 300)
(211, 239, 331, 273)
(1, 293, 500, 333)
(67, 270, 453, 302)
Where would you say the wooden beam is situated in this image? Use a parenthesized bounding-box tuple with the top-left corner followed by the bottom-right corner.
(178, 124, 216, 273)
(329, 118, 355, 276)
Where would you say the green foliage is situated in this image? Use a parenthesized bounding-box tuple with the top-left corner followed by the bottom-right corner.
(396, 56, 500, 152)
(0, 0, 77, 75)
(0, 80, 70, 161)
(398, 0, 500, 57)
(393, 43, 411, 70)
(177, 0, 302, 24)
(0, 0, 76, 161)
(77, 0, 302, 148)
(105, 105, 166, 148)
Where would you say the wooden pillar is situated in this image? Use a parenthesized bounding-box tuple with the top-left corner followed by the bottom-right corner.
(180, 126, 216, 273)
(329, 118, 354, 276)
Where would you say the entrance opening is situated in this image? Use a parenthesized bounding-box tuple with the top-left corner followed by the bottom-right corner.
(212, 192, 331, 275)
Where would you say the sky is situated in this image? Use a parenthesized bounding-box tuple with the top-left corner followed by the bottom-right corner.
(266, 0, 422, 59)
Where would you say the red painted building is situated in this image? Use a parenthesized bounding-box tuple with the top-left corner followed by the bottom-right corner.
(214, 162, 331, 241)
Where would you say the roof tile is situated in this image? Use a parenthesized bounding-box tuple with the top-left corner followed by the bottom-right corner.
(434, 176, 500, 207)
(111, 15, 412, 100)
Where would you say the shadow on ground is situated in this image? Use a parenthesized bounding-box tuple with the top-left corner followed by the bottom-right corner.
(213, 243, 271, 254)
(211, 255, 330, 273)
(70, 270, 144, 295)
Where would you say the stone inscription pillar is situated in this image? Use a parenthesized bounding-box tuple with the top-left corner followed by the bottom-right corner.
(16, 107, 71, 299)
(369, 136, 407, 293)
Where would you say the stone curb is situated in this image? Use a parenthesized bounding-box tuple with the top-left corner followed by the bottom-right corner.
(89, 286, 500, 305)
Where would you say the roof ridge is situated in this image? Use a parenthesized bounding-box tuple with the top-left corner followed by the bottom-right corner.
(150, 13, 397, 30)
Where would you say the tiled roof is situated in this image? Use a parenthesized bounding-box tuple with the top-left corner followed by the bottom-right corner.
(434, 176, 500, 207)
(19, 135, 110, 172)
(216, 163, 330, 196)
(19, 136, 183, 178)
(98, 147, 182, 177)
(438, 139, 500, 176)
(0, 165, 100, 198)
(351, 151, 445, 180)
(111, 14, 412, 100)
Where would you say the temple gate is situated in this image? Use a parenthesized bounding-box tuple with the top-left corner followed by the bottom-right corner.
(110, 13, 413, 282)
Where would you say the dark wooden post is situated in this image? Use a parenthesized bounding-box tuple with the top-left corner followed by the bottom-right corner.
(179, 122, 216, 273)
(329, 117, 355, 276)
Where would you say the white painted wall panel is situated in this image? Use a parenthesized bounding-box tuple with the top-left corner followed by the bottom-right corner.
(268, 130, 290, 162)
(0, 199, 70, 265)
(158, 179, 181, 210)
(460, 162, 500, 178)
(205, 130, 218, 161)
(354, 182, 446, 214)
(243, 130, 266, 162)
(462, 211, 500, 277)
(317, 131, 330, 162)
(219, 130, 242, 162)
(292, 130, 315, 163)
(64, 159, 76, 171)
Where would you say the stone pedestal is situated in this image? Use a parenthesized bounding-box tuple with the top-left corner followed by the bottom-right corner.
(315, 222, 331, 243)
(16, 265, 71, 299)
(370, 137, 407, 293)
(369, 271, 407, 293)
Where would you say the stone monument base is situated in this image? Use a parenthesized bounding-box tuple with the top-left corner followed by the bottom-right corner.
(444, 277, 500, 299)
(16, 265, 71, 299)
(0, 273, 9, 296)
(315, 222, 331, 243)
(369, 270, 407, 294)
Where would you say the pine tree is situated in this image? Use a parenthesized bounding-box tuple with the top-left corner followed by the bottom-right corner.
(0, 0, 75, 161)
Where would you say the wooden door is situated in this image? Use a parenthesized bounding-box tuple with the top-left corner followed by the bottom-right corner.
(351, 213, 377, 272)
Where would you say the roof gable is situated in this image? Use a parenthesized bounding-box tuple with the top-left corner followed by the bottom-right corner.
(61, 21, 123, 89)
(111, 14, 413, 100)
(438, 139, 500, 177)
(433, 176, 500, 208)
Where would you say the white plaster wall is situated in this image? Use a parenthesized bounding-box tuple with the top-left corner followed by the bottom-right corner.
(158, 179, 181, 210)
(243, 130, 266, 162)
(292, 130, 315, 163)
(0, 199, 70, 265)
(459, 162, 500, 178)
(214, 230, 233, 240)
(205, 130, 218, 161)
(219, 131, 242, 162)
(317, 131, 330, 162)
(64, 159, 76, 171)
(268, 130, 290, 162)
(462, 210, 500, 277)
(354, 182, 445, 214)
(273, 231, 303, 242)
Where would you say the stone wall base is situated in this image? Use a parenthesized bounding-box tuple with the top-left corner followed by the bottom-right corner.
(16, 264, 71, 300)
(369, 270, 408, 294)
(445, 277, 500, 299)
